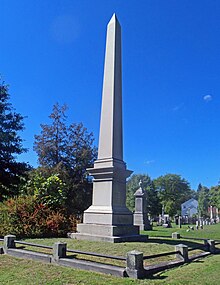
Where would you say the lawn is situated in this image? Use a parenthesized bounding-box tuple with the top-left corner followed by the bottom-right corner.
(0, 223, 220, 284)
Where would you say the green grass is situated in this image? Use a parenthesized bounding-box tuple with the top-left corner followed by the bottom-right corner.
(0, 223, 220, 284)
(147, 222, 220, 240)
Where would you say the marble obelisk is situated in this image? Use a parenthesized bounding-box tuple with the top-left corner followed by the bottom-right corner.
(73, 14, 147, 242)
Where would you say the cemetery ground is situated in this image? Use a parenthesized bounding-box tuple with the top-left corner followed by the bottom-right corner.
(0, 223, 220, 284)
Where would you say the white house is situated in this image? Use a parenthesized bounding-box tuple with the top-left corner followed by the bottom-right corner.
(181, 198, 198, 217)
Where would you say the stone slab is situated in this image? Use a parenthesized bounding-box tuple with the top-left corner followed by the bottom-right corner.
(58, 258, 126, 277)
(76, 223, 139, 236)
(83, 209, 134, 225)
(6, 248, 51, 263)
(144, 259, 185, 276)
(71, 233, 148, 243)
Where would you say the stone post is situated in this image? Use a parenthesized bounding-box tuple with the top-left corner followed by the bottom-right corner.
(216, 208, 219, 222)
(175, 244, 188, 262)
(126, 250, 145, 279)
(53, 242, 67, 261)
(178, 216, 182, 228)
(133, 181, 152, 231)
(210, 205, 213, 220)
(162, 205, 165, 220)
(172, 232, 180, 239)
(4, 235, 16, 253)
(207, 240, 216, 253)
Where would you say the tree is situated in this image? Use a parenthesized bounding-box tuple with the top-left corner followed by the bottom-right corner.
(126, 174, 160, 217)
(154, 174, 192, 217)
(209, 185, 220, 209)
(198, 185, 209, 217)
(0, 79, 29, 200)
(33, 103, 97, 213)
(34, 103, 68, 167)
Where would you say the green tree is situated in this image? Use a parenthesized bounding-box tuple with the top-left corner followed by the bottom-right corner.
(154, 174, 192, 217)
(22, 169, 67, 209)
(33, 103, 97, 213)
(34, 103, 68, 167)
(0, 79, 29, 200)
(209, 185, 220, 209)
(126, 174, 160, 217)
(198, 185, 209, 217)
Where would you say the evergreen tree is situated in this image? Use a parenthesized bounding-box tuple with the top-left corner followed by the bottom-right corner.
(33, 103, 97, 213)
(34, 103, 68, 167)
(0, 79, 29, 200)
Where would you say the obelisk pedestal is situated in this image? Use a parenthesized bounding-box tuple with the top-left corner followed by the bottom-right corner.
(72, 14, 147, 242)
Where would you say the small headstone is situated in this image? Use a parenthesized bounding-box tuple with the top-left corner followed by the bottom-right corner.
(133, 181, 152, 230)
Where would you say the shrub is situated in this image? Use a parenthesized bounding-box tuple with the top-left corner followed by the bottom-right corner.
(21, 172, 67, 209)
(0, 196, 77, 238)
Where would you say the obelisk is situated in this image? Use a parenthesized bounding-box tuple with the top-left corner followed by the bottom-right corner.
(73, 14, 147, 242)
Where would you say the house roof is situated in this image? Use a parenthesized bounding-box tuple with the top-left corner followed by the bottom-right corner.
(181, 198, 198, 207)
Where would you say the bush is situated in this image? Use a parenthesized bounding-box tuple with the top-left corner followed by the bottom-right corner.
(21, 172, 67, 209)
(0, 196, 78, 238)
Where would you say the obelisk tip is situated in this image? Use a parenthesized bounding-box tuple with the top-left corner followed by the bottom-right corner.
(108, 13, 119, 25)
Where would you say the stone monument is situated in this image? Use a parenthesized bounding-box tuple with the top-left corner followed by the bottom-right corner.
(72, 14, 147, 242)
(133, 181, 152, 230)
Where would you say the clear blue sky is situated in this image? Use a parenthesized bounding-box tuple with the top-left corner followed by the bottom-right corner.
(1, 0, 220, 190)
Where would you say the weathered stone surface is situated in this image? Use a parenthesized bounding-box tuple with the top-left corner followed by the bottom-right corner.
(126, 250, 146, 279)
(72, 233, 148, 243)
(58, 258, 126, 277)
(175, 244, 188, 262)
(3, 235, 16, 253)
(53, 242, 67, 261)
(133, 181, 152, 230)
(207, 239, 216, 253)
(73, 14, 143, 242)
(172, 232, 180, 239)
(6, 248, 51, 263)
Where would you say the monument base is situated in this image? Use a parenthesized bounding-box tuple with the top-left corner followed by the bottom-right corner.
(71, 224, 148, 243)
(134, 213, 152, 231)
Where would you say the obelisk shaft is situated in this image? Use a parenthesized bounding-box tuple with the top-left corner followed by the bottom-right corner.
(98, 14, 123, 161)
(73, 14, 145, 242)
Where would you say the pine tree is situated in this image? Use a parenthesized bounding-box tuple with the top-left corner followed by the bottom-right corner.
(0, 79, 29, 200)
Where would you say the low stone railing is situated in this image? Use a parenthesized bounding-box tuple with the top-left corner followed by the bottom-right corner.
(0, 234, 218, 279)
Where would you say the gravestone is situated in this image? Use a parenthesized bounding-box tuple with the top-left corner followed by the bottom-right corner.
(133, 181, 152, 230)
(72, 14, 147, 242)
(178, 216, 182, 228)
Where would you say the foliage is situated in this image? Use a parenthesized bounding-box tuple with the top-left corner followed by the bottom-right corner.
(21, 170, 67, 209)
(0, 79, 30, 201)
(0, 196, 78, 238)
(34, 103, 97, 175)
(126, 174, 160, 216)
(34, 104, 68, 167)
(209, 185, 220, 209)
(198, 185, 210, 217)
(33, 103, 97, 213)
(154, 174, 192, 217)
